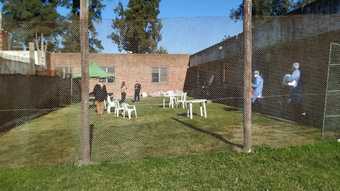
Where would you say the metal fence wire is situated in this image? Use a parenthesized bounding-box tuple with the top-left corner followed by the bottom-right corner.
(0, 15, 339, 166)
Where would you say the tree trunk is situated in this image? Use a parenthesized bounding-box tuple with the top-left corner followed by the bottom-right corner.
(80, 0, 90, 164)
(243, 0, 252, 153)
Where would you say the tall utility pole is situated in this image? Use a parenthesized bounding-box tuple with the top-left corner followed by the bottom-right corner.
(80, 0, 90, 164)
(243, 0, 252, 153)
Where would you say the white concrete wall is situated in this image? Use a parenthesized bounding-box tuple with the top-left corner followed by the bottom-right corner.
(0, 51, 46, 66)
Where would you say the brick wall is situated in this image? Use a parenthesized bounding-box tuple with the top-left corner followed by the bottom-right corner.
(48, 53, 189, 97)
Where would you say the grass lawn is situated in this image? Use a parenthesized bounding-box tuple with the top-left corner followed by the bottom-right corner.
(0, 141, 340, 190)
(0, 97, 339, 190)
(0, 97, 321, 167)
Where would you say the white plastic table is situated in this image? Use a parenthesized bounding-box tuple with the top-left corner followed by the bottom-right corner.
(162, 93, 182, 108)
(185, 99, 207, 119)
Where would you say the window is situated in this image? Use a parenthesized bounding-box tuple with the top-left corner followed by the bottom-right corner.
(152, 67, 168, 83)
(99, 66, 115, 83)
(55, 66, 71, 79)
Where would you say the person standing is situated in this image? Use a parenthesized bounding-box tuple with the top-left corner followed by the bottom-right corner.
(134, 81, 142, 102)
(120, 81, 127, 103)
(284, 62, 306, 120)
(93, 82, 107, 116)
(287, 62, 302, 104)
(252, 70, 264, 104)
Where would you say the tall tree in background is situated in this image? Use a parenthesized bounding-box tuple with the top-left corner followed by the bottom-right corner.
(293, 0, 316, 8)
(109, 0, 165, 54)
(230, 0, 293, 21)
(59, 0, 104, 52)
(272, 0, 291, 15)
(0, 0, 62, 50)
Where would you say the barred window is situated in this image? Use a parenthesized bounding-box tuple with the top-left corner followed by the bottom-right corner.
(152, 67, 168, 83)
(99, 66, 115, 83)
(55, 66, 71, 79)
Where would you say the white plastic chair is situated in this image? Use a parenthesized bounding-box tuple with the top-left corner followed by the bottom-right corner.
(176, 92, 187, 109)
(169, 96, 176, 108)
(167, 91, 177, 108)
(162, 90, 175, 108)
(114, 101, 125, 117)
(175, 90, 183, 95)
(106, 96, 115, 114)
(166, 90, 174, 96)
(122, 103, 137, 120)
(142, 92, 148, 97)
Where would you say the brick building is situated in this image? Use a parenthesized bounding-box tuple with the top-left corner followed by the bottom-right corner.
(185, 0, 340, 127)
(48, 53, 189, 97)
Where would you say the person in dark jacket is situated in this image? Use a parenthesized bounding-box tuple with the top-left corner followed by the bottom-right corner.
(133, 81, 142, 102)
(93, 82, 107, 115)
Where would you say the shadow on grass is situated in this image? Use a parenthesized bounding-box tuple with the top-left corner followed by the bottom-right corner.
(0, 109, 58, 135)
(223, 107, 240, 112)
(171, 117, 243, 149)
(177, 112, 200, 117)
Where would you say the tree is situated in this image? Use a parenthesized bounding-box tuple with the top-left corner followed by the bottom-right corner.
(79, 0, 91, 165)
(294, 0, 316, 8)
(230, 0, 293, 21)
(155, 46, 168, 54)
(0, 0, 63, 50)
(109, 0, 164, 54)
(272, 0, 291, 15)
(59, 0, 105, 52)
(243, 0, 253, 153)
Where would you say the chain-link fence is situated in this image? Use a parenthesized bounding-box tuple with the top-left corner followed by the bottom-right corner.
(186, 14, 340, 133)
(0, 14, 339, 167)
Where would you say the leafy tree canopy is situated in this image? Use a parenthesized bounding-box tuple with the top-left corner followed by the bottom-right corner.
(230, 0, 293, 21)
(109, 0, 165, 54)
(229, 0, 319, 21)
(58, 0, 105, 52)
(0, 0, 63, 50)
(293, 0, 318, 8)
(0, 0, 105, 52)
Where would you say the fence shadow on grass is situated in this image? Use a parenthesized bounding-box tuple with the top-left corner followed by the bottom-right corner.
(0, 109, 58, 136)
(223, 107, 240, 112)
(171, 117, 243, 149)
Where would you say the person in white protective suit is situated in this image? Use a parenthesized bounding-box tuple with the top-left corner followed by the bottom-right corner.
(252, 70, 264, 103)
(283, 62, 306, 118)
(287, 62, 302, 104)
(288, 62, 301, 88)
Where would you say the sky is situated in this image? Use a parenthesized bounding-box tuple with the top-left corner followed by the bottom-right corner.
(96, 0, 243, 54)
(2, 0, 243, 54)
